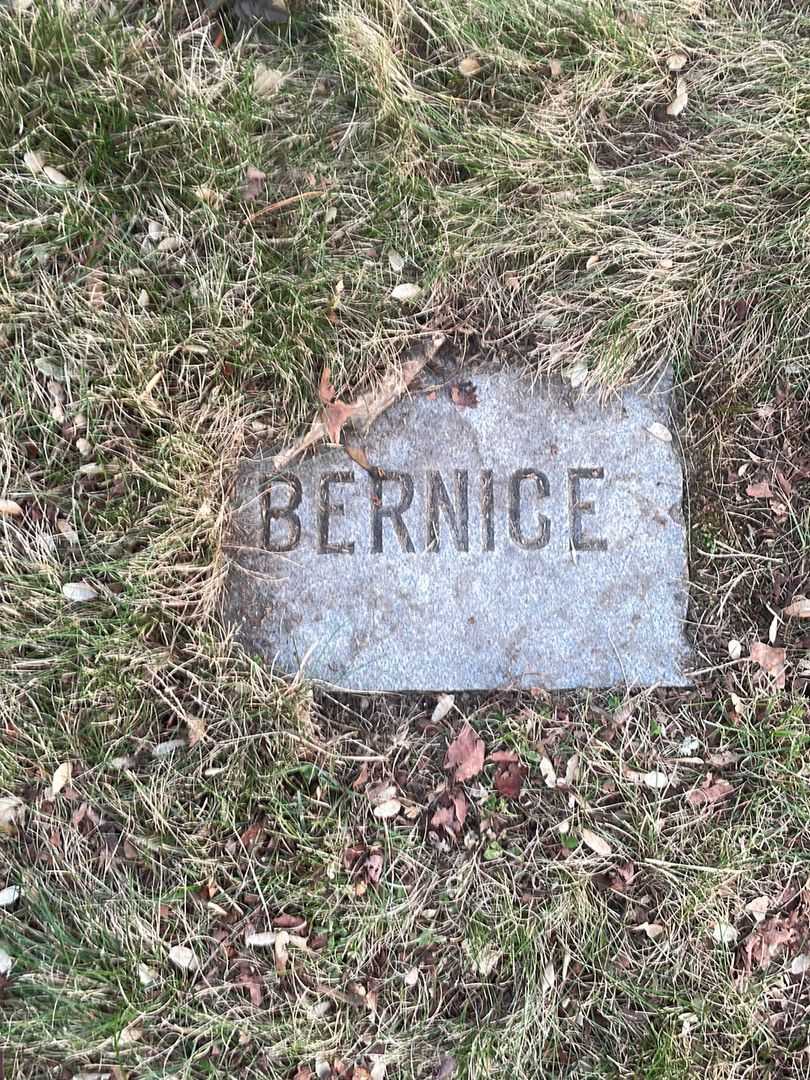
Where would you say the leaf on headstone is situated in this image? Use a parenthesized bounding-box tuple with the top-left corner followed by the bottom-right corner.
(581, 828, 613, 857)
(253, 64, 286, 97)
(450, 381, 478, 408)
(458, 57, 481, 77)
(431, 693, 455, 724)
(686, 776, 733, 807)
(388, 250, 405, 273)
(390, 282, 422, 302)
(667, 51, 688, 72)
(711, 920, 738, 946)
(494, 761, 527, 799)
(444, 723, 485, 783)
(50, 761, 72, 797)
(750, 641, 786, 689)
(0, 796, 25, 837)
(62, 581, 98, 602)
(24, 149, 46, 175)
(646, 422, 672, 442)
(666, 78, 688, 116)
(0, 885, 21, 907)
(746, 480, 772, 499)
(0, 499, 23, 516)
(785, 596, 810, 619)
(344, 444, 372, 472)
(168, 944, 199, 972)
(43, 165, 70, 186)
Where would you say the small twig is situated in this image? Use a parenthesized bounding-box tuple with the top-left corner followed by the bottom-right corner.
(246, 190, 326, 223)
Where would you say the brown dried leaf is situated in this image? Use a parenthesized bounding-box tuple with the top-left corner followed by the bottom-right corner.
(344, 444, 372, 472)
(444, 723, 485, 783)
(489, 750, 519, 764)
(746, 480, 772, 499)
(785, 596, 810, 619)
(494, 762, 527, 800)
(458, 57, 481, 77)
(450, 381, 478, 408)
(750, 641, 787, 689)
(581, 828, 613, 858)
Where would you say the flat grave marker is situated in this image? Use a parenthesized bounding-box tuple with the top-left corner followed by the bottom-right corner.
(223, 366, 691, 690)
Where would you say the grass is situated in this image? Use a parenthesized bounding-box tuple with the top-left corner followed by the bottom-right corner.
(0, 0, 809, 1077)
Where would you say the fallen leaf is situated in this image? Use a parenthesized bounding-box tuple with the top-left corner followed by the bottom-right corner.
(750, 641, 787, 689)
(0, 885, 21, 907)
(458, 57, 481, 77)
(0, 796, 25, 837)
(152, 738, 187, 757)
(743, 916, 792, 969)
(791, 954, 810, 975)
(746, 480, 772, 499)
(666, 77, 688, 116)
(61, 581, 98, 602)
(388, 250, 405, 272)
(403, 966, 419, 987)
(489, 750, 519, 764)
(138, 962, 159, 987)
(728, 639, 742, 660)
(646, 422, 672, 442)
(373, 798, 402, 819)
(581, 828, 613, 857)
(540, 960, 556, 994)
(195, 185, 224, 207)
(785, 596, 810, 619)
(157, 235, 184, 253)
(745, 896, 770, 924)
(711, 920, 738, 945)
(667, 51, 688, 72)
(686, 776, 733, 807)
(168, 944, 198, 972)
(549, 58, 562, 77)
(444, 723, 485, 783)
(632, 922, 665, 939)
(450, 381, 478, 408)
(245, 931, 277, 947)
(23, 149, 46, 175)
(390, 282, 422, 302)
(494, 761, 527, 799)
(0, 499, 23, 516)
(186, 714, 206, 747)
(0, 948, 12, 977)
(587, 161, 604, 190)
(539, 755, 557, 788)
(43, 165, 70, 185)
(242, 165, 266, 202)
(253, 64, 286, 97)
(50, 761, 72, 797)
(431, 693, 455, 724)
(565, 361, 589, 388)
(642, 770, 672, 789)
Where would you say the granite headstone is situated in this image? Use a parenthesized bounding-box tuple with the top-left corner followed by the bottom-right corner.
(223, 366, 691, 690)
